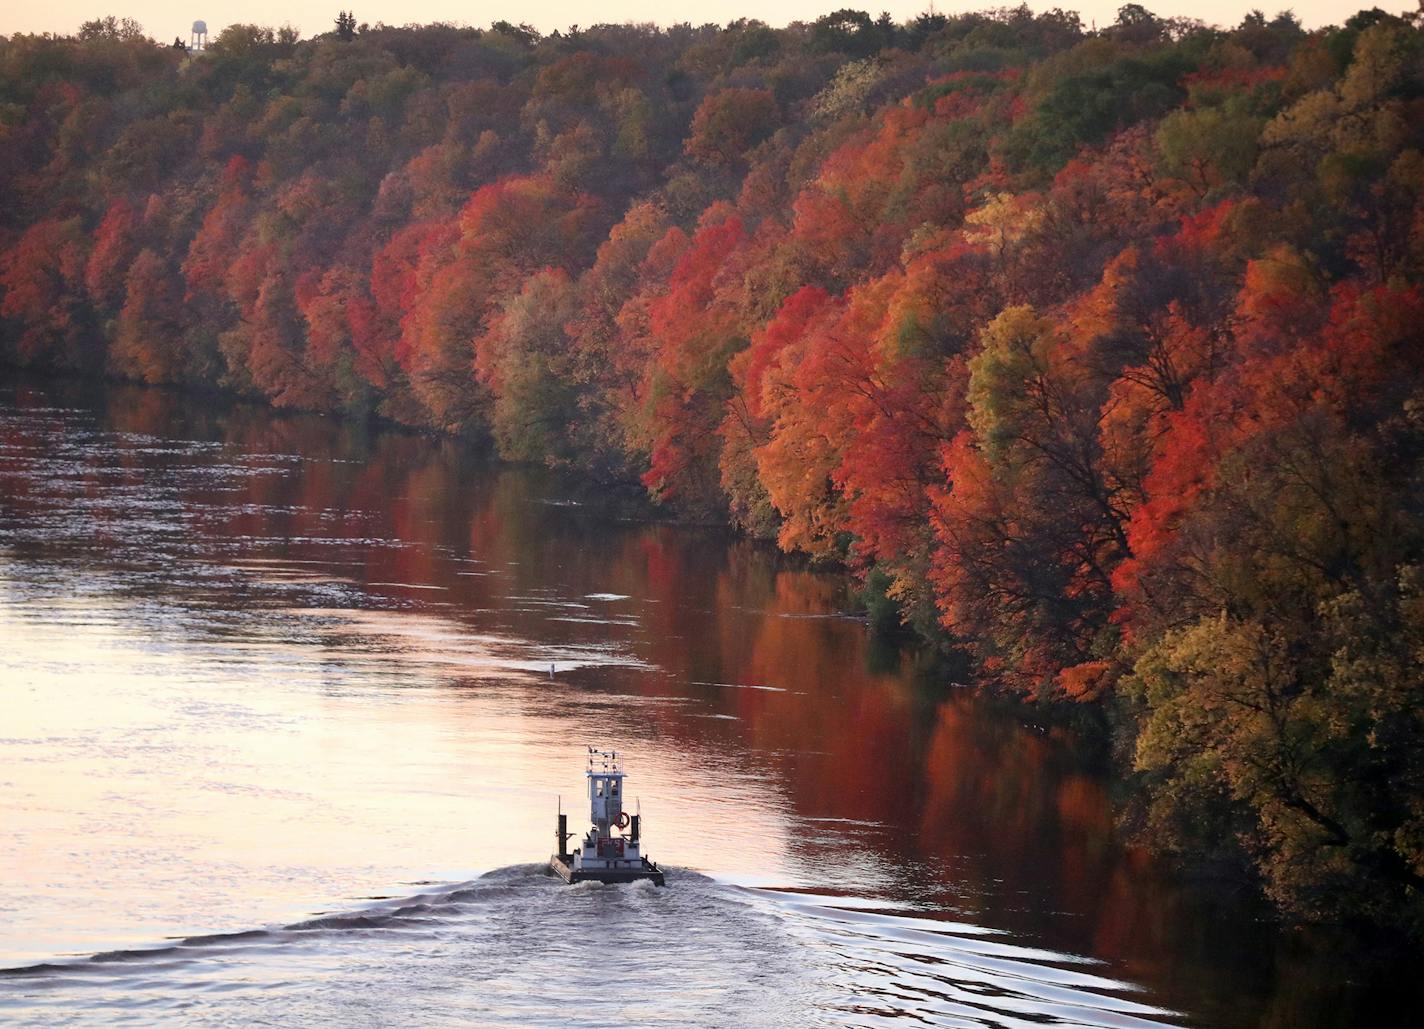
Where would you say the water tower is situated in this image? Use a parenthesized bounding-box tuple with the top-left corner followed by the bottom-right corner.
(190, 20, 207, 51)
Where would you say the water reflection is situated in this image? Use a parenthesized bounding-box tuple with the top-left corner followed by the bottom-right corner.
(0, 378, 1413, 1026)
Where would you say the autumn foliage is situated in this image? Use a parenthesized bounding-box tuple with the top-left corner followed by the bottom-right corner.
(2, 6, 1423, 932)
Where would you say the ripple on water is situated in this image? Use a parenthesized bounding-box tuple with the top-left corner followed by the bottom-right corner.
(0, 867, 1182, 1028)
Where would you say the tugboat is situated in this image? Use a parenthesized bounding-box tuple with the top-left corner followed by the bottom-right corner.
(550, 747, 666, 886)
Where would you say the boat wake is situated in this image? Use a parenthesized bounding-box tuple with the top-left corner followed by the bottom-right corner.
(2, 866, 1182, 1027)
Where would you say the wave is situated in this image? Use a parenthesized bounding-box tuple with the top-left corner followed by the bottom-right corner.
(1, 866, 1183, 1028)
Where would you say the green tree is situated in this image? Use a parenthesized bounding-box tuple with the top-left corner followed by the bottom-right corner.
(77, 16, 146, 42)
(1155, 103, 1263, 196)
(476, 269, 581, 464)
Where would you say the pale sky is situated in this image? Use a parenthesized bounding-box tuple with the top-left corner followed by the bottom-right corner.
(0, 0, 1414, 44)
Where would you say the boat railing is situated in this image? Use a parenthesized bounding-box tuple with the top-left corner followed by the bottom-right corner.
(586, 746, 622, 773)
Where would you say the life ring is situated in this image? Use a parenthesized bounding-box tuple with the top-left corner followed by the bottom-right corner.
(614, 811, 631, 829)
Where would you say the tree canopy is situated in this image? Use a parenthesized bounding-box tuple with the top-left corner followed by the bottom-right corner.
(2, 5, 1423, 936)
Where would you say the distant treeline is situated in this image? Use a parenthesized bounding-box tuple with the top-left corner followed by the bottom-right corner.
(2, 6, 1422, 934)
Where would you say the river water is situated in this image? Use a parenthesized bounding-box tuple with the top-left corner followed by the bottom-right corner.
(0, 377, 1412, 1026)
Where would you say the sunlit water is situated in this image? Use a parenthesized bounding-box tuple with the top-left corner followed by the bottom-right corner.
(0, 378, 1412, 1026)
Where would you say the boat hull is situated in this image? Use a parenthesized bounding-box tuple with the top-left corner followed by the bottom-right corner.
(550, 854, 666, 886)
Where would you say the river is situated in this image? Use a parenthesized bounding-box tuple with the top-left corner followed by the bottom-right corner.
(0, 376, 1412, 1026)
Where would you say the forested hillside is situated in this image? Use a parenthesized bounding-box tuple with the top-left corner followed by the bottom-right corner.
(2, 5, 1422, 932)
